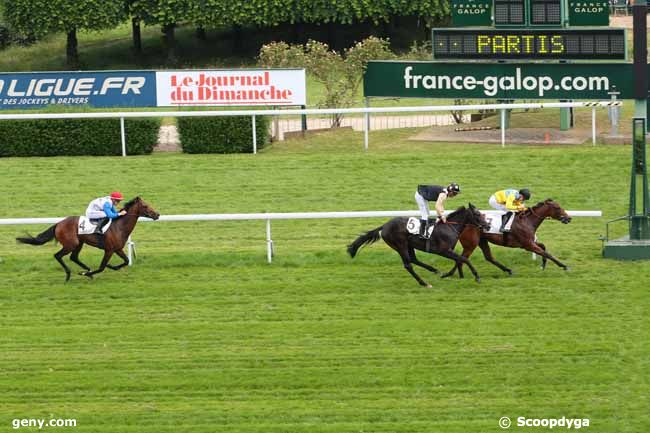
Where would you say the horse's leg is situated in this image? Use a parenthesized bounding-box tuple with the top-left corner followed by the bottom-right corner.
(536, 241, 548, 270)
(524, 242, 568, 270)
(107, 249, 129, 271)
(398, 247, 430, 288)
(408, 246, 438, 274)
(70, 243, 91, 273)
(83, 250, 115, 278)
(478, 239, 513, 275)
(54, 247, 73, 282)
(438, 249, 481, 283)
(442, 243, 477, 279)
(442, 229, 479, 279)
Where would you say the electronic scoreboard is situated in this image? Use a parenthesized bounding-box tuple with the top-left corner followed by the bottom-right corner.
(443, 0, 624, 60)
(433, 28, 627, 60)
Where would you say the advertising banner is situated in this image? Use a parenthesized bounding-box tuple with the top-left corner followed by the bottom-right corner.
(155, 69, 307, 106)
(364, 61, 637, 99)
(0, 71, 156, 109)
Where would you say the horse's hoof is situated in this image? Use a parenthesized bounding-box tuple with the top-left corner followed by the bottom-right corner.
(432, 269, 439, 274)
(426, 284, 432, 288)
(440, 273, 451, 279)
(65, 274, 71, 283)
(564, 266, 570, 272)
(82, 271, 93, 279)
(475, 277, 481, 283)
(506, 269, 513, 276)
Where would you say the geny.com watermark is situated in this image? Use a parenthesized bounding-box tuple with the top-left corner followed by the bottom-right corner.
(499, 416, 590, 429)
(11, 418, 76, 430)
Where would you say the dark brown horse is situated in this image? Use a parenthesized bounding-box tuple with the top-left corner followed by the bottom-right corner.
(347, 204, 490, 287)
(442, 199, 572, 279)
(17, 197, 159, 281)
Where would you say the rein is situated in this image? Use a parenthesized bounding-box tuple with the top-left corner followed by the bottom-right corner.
(529, 205, 549, 220)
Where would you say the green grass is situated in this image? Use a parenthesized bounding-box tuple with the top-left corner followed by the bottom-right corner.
(0, 130, 648, 432)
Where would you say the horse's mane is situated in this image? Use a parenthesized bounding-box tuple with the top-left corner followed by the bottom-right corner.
(447, 206, 467, 219)
(123, 196, 141, 210)
(523, 199, 556, 215)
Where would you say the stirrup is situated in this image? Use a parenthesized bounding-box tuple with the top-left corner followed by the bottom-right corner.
(419, 220, 429, 239)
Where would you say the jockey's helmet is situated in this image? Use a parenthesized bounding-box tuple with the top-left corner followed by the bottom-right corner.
(447, 183, 461, 194)
(110, 191, 124, 201)
(519, 188, 531, 200)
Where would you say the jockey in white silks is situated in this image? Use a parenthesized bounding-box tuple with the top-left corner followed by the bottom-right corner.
(85, 191, 126, 234)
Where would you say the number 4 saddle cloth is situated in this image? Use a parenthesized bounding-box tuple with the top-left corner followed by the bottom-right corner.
(77, 216, 112, 235)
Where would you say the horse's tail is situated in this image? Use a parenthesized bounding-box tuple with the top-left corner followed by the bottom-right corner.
(347, 225, 383, 258)
(16, 224, 57, 246)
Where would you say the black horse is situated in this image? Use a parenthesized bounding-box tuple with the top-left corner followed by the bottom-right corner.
(347, 204, 490, 287)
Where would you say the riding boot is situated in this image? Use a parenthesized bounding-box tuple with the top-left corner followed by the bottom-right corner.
(500, 212, 512, 232)
(419, 219, 429, 239)
(95, 217, 109, 234)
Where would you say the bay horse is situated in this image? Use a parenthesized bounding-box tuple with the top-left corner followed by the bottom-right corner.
(347, 204, 490, 287)
(17, 197, 159, 281)
(442, 199, 572, 279)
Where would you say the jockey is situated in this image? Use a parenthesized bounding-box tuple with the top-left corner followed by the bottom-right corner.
(414, 182, 461, 238)
(488, 188, 531, 232)
(85, 192, 127, 234)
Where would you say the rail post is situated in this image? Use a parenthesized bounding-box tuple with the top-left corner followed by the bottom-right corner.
(266, 219, 273, 263)
(364, 97, 370, 151)
(120, 117, 127, 157)
(592, 107, 597, 145)
(127, 236, 135, 265)
(500, 109, 506, 147)
(252, 115, 257, 154)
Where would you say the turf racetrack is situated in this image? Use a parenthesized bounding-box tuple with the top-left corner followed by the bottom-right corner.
(0, 132, 647, 433)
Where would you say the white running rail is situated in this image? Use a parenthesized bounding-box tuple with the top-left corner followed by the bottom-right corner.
(2, 209, 602, 264)
(0, 101, 621, 153)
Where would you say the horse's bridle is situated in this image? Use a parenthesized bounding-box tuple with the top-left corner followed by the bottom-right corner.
(529, 206, 547, 220)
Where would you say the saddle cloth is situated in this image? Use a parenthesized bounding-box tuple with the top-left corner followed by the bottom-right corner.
(482, 211, 510, 234)
(406, 217, 435, 237)
(77, 216, 111, 235)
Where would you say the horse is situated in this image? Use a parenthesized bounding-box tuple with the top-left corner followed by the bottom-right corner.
(16, 197, 160, 281)
(347, 204, 491, 287)
(441, 199, 572, 279)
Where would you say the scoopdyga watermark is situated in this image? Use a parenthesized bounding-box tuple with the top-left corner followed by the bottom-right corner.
(499, 416, 590, 429)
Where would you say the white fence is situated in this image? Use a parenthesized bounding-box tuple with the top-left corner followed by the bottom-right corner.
(1, 209, 602, 264)
(0, 101, 621, 154)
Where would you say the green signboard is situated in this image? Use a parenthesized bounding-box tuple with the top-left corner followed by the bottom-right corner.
(452, 0, 492, 26)
(364, 61, 637, 99)
(568, 1, 609, 26)
(433, 28, 626, 60)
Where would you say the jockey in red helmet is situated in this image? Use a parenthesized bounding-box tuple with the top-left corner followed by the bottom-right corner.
(85, 192, 127, 234)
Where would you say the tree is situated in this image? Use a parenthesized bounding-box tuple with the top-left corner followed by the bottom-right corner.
(2, 0, 126, 68)
(129, 0, 197, 65)
(124, 0, 143, 55)
(259, 37, 394, 127)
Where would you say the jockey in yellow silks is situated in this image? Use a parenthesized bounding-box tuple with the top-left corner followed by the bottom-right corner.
(488, 188, 531, 232)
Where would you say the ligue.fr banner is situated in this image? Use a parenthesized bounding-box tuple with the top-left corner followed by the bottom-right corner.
(0, 71, 157, 109)
(0, 69, 306, 109)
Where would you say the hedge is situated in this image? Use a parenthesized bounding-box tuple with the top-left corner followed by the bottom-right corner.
(0, 118, 160, 157)
(178, 116, 269, 154)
